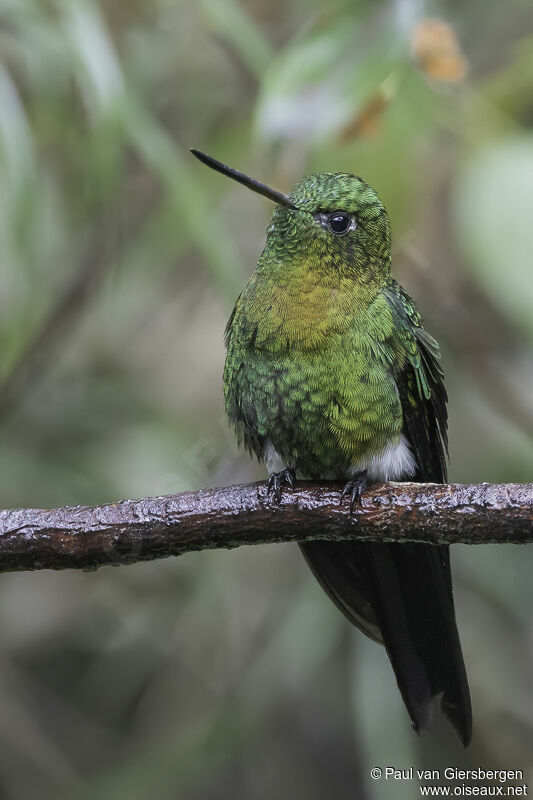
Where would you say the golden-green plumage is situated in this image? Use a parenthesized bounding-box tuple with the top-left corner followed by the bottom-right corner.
(223, 173, 421, 478)
(225, 284, 411, 476)
(192, 149, 470, 747)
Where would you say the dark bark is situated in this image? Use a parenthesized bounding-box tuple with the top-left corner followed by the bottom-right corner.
(0, 481, 531, 574)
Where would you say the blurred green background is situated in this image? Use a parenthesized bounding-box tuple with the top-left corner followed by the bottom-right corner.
(0, 0, 532, 798)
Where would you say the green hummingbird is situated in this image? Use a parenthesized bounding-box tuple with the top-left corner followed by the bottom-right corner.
(191, 148, 472, 746)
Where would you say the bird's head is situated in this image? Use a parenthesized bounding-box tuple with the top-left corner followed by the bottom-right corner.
(191, 150, 391, 285)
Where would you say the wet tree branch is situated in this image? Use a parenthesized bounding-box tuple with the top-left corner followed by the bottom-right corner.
(0, 481, 531, 573)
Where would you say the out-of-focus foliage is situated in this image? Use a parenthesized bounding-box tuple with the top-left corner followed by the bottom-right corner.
(0, 1, 531, 798)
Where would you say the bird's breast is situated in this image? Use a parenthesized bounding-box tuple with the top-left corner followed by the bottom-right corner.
(246, 269, 368, 352)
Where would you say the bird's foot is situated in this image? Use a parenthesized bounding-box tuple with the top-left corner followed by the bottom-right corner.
(267, 467, 295, 503)
(341, 470, 368, 513)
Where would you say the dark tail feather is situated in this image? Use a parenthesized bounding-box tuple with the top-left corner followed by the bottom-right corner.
(299, 540, 472, 746)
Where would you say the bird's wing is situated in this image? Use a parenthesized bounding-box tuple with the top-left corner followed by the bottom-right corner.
(388, 282, 448, 484)
(374, 280, 471, 743)
(223, 292, 266, 460)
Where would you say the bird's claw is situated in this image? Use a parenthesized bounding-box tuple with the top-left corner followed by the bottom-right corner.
(267, 468, 295, 503)
(341, 470, 368, 513)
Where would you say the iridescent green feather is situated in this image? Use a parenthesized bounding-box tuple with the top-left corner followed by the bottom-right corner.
(217, 163, 469, 746)
(223, 171, 449, 479)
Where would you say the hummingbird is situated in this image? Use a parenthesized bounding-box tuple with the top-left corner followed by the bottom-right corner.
(191, 148, 472, 746)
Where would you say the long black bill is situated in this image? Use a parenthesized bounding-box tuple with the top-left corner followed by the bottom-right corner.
(190, 149, 296, 209)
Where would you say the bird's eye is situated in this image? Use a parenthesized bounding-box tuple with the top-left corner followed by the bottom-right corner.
(327, 212, 352, 235)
